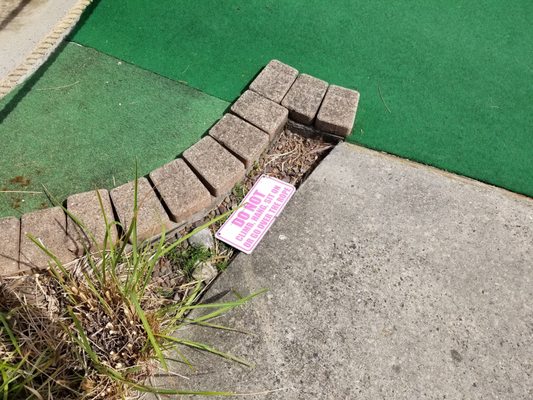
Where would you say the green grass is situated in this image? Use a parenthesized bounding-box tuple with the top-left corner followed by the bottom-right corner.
(232, 182, 247, 204)
(72, 0, 533, 197)
(166, 238, 234, 279)
(0, 43, 229, 218)
(166, 245, 213, 280)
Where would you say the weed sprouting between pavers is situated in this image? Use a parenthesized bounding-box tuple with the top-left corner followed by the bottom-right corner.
(166, 245, 215, 280)
(0, 179, 263, 399)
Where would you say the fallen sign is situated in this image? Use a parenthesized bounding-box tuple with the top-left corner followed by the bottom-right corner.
(216, 175, 295, 254)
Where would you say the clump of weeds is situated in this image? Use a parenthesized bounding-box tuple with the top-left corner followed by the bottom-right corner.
(0, 182, 264, 399)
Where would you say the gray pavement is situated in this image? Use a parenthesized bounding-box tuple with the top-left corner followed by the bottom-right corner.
(0, 0, 78, 82)
(150, 143, 533, 399)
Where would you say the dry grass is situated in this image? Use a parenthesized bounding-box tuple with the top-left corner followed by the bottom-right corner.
(0, 196, 259, 399)
(0, 128, 334, 399)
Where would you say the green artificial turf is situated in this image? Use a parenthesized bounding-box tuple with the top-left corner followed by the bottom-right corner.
(0, 43, 228, 218)
(72, 0, 533, 197)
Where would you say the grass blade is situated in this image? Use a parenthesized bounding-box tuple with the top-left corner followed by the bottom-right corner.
(158, 335, 252, 367)
(129, 292, 167, 371)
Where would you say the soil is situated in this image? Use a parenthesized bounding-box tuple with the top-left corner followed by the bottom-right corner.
(0, 127, 339, 399)
(196, 127, 334, 228)
(153, 127, 336, 296)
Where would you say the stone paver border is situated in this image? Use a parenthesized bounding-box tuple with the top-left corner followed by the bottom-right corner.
(0, 60, 360, 276)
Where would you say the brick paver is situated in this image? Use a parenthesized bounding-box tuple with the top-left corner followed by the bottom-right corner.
(231, 90, 288, 139)
(150, 158, 213, 223)
(315, 85, 360, 137)
(282, 74, 328, 125)
(209, 114, 269, 169)
(249, 60, 299, 103)
(0, 217, 21, 275)
(20, 207, 76, 269)
(183, 136, 245, 197)
(110, 178, 174, 242)
(67, 189, 119, 255)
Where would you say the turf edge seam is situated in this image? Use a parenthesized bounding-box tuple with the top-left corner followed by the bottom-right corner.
(0, 60, 360, 276)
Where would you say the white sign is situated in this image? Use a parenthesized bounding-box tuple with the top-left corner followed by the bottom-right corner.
(216, 175, 295, 254)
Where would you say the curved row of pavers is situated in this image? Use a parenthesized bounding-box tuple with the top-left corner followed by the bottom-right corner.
(0, 60, 360, 277)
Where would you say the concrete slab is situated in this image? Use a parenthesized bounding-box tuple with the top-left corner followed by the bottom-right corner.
(147, 143, 533, 399)
(0, 0, 79, 82)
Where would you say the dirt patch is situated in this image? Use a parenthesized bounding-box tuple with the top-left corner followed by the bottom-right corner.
(155, 128, 336, 291)
(212, 128, 335, 221)
(8, 176, 30, 186)
(0, 128, 338, 399)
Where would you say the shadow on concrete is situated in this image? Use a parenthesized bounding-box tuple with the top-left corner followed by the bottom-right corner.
(0, 0, 31, 31)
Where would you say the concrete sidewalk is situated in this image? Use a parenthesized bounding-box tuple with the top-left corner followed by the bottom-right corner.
(150, 143, 533, 399)
(0, 0, 79, 81)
